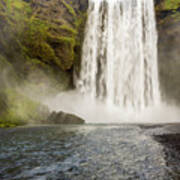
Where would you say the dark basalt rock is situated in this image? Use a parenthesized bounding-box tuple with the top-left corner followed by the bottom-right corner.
(47, 111, 85, 124)
(154, 133, 180, 178)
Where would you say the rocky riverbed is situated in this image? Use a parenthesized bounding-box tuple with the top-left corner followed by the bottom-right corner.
(0, 124, 180, 180)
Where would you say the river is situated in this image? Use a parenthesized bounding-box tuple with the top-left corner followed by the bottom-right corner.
(0, 124, 180, 180)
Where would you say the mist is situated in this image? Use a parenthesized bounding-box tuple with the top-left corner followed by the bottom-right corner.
(44, 90, 180, 124)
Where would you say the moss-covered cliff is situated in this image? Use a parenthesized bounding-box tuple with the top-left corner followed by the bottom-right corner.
(155, 0, 180, 105)
(0, 0, 88, 127)
(0, 0, 88, 86)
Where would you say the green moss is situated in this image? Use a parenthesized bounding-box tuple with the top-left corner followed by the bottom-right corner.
(62, 0, 76, 17)
(11, 0, 25, 9)
(48, 34, 75, 44)
(156, 0, 180, 12)
(0, 118, 23, 128)
(22, 18, 58, 65)
(60, 24, 77, 35)
(0, 54, 50, 128)
(163, 0, 180, 10)
(21, 16, 77, 69)
(5, 0, 30, 24)
(0, 88, 48, 128)
(45, 33, 76, 69)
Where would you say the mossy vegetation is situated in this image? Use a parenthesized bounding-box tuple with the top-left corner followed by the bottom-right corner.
(60, 24, 78, 36)
(156, 0, 180, 23)
(0, 54, 49, 128)
(0, 89, 49, 128)
(0, 0, 86, 73)
(62, 0, 77, 17)
(22, 18, 58, 66)
(161, 0, 180, 10)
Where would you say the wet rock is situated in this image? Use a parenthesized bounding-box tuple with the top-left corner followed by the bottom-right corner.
(47, 111, 85, 124)
(154, 133, 180, 179)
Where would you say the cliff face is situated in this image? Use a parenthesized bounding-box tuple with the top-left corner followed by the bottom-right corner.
(155, 0, 180, 104)
(28, 0, 88, 70)
(0, 0, 88, 90)
(0, 0, 88, 127)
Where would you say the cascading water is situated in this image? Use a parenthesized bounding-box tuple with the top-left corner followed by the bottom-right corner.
(76, 0, 161, 111)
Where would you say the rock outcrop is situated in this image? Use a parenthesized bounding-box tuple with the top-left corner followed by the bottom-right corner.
(46, 111, 85, 124)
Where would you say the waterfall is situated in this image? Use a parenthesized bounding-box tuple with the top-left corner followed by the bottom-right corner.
(75, 0, 161, 111)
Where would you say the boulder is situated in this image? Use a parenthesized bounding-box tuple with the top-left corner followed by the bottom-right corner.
(47, 111, 85, 124)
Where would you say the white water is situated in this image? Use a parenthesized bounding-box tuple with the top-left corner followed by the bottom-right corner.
(75, 0, 161, 111)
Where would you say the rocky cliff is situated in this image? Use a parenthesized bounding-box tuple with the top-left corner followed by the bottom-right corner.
(0, 0, 88, 127)
(0, 0, 88, 87)
(155, 0, 180, 104)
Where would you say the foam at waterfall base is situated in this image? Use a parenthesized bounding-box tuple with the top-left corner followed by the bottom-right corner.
(44, 91, 180, 124)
